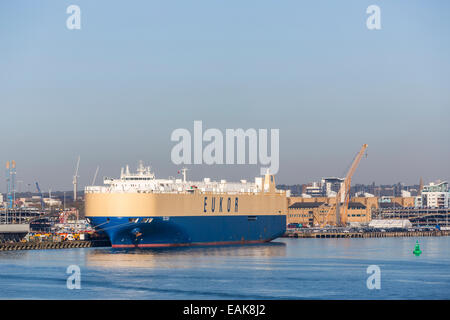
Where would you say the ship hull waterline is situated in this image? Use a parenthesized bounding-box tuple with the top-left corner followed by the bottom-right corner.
(89, 215, 286, 248)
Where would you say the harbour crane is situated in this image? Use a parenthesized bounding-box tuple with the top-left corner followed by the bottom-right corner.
(35, 182, 45, 210)
(320, 144, 368, 227)
(91, 166, 99, 186)
(5, 160, 16, 209)
(73, 156, 80, 201)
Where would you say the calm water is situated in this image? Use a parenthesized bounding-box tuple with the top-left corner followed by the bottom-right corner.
(1, 237, 449, 299)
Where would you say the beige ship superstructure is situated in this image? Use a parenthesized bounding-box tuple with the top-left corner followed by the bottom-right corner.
(85, 163, 288, 218)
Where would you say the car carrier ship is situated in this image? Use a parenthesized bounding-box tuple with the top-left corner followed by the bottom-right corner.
(85, 162, 287, 248)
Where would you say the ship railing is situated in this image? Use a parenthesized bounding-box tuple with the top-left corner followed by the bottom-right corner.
(84, 186, 272, 195)
(84, 186, 110, 193)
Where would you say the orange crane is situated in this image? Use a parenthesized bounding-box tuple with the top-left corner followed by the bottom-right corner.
(320, 144, 368, 227)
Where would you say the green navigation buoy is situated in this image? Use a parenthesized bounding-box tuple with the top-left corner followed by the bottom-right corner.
(413, 240, 422, 256)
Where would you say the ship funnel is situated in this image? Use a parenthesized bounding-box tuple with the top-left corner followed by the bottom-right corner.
(263, 171, 276, 194)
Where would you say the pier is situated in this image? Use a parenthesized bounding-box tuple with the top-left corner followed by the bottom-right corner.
(0, 239, 111, 251)
(284, 230, 450, 239)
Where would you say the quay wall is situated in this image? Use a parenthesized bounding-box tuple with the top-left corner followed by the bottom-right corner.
(284, 230, 450, 239)
(0, 240, 111, 251)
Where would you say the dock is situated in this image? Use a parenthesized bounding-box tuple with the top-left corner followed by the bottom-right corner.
(0, 223, 30, 242)
(0, 239, 111, 251)
(284, 230, 450, 239)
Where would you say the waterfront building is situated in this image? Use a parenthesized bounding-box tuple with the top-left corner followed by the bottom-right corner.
(304, 182, 323, 197)
(287, 197, 373, 226)
(379, 196, 415, 208)
(287, 202, 326, 227)
(321, 177, 345, 200)
(415, 181, 449, 209)
(355, 191, 375, 197)
(401, 190, 411, 197)
(303, 177, 345, 200)
(346, 202, 371, 223)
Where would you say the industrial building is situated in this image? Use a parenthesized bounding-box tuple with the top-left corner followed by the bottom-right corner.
(287, 144, 370, 227)
(287, 202, 324, 227)
(287, 197, 373, 226)
(286, 186, 425, 228)
(379, 196, 415, 208)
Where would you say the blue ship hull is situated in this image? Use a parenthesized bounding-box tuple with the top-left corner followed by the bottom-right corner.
(89, 215, 286, 248)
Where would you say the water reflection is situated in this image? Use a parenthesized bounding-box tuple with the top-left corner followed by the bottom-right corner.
(85, 242, 286, 269)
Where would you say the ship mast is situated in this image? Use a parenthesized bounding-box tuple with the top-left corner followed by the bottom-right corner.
(181, 168, 188, 183)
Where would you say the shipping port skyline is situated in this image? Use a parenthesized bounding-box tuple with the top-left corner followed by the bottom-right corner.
(1, 0, 449, 303)
(1, 157, 448, 194)
(2, 159, 449, 225)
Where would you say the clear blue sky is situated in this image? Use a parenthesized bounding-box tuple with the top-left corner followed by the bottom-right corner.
(0, 0, 449, 192)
